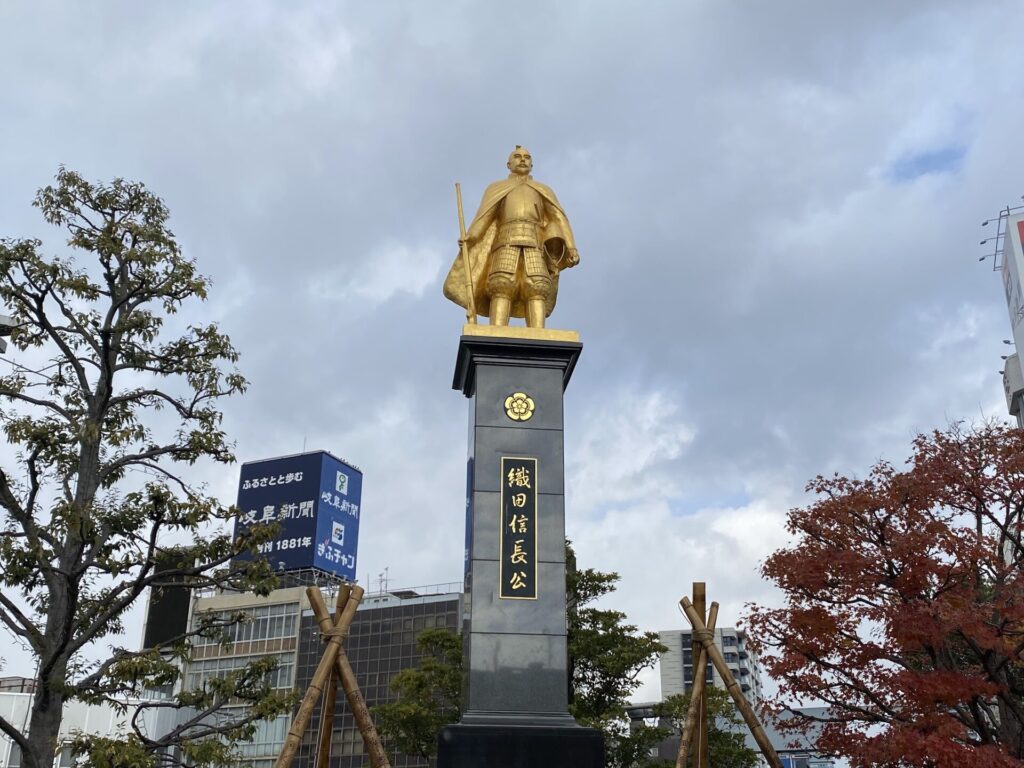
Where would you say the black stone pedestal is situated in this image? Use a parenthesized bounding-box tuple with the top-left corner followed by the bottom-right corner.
(437, 722, 604, 768)
(439, 328, 604, 768)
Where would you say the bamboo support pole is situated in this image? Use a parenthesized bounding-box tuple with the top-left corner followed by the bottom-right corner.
(275, 586, 360, 768)
(679, 597, 783, 768)
(691, 583, 709, 768)
(676, 601, 719, 768)
(308, 587, 392, 768)
(315, 669, 338, 768)
(313, 588, 349, 768)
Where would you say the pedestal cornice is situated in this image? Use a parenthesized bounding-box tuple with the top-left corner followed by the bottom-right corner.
(452, 330, 583, 398)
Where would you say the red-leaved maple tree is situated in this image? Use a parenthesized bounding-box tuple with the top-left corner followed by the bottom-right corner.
(745, 422, 1024, 766)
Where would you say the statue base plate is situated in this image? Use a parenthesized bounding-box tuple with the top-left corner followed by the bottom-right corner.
(461, 323, 580, 343)
(437, 722, 604, 768)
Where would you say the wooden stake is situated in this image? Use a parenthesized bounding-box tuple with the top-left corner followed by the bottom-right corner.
(314, 588, 349, 768)
(275, 586, 361, 768)
(676, 601, 719, 768)
(315, 669, 338, 768)
(691, 583, 709, 768)
(680, 597, 783, 768)
(308, 587, 392, 768)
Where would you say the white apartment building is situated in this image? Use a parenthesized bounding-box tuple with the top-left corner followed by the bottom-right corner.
(658, 626, 764, 705)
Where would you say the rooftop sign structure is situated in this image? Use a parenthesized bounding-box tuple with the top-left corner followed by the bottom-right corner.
(233, 450, 362, 581)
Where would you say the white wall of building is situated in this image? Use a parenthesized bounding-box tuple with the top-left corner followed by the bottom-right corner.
(0, 693, 177, 768)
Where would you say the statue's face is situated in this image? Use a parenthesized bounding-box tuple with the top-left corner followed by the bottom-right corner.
(507, 147, 533, 176)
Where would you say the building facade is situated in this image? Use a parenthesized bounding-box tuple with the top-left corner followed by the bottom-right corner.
(984, 205, 1024, 427)
(657, 626, 763, 705)
(184, 579, 462, 768)
(0, 690, 179, 768)
(0, 581, 461, 768)
(293, 586, 461, 767)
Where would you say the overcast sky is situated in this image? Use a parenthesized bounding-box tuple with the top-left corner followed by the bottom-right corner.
(2, 1, 1022, 703)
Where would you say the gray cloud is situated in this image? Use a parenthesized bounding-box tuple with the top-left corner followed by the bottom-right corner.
(1, 0, 1021, 701)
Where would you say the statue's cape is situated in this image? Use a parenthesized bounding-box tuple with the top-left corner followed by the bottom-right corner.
(443, 178, 577, 319)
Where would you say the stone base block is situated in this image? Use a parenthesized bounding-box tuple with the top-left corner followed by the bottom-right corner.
(437, 722, 604, 768)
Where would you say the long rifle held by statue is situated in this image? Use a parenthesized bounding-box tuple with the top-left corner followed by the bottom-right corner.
(455, 183, 477, 323)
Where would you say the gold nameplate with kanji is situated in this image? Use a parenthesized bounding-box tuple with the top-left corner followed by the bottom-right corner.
(499, 457, 538, 600)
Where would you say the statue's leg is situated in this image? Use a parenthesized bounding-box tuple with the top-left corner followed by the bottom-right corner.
(522, 248, 552, 329)
(486, 246, 518, 326)
(526, 299, 545, 328)
(490, 296, 511, 326)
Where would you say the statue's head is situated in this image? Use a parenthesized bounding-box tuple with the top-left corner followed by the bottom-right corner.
(507, 145, 533, 177)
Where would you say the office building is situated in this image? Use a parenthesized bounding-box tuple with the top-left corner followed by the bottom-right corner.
(182, 578, 462, 768)
(293, 584, 462, 767)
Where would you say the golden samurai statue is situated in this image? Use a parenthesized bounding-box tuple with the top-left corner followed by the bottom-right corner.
(443, 146, 580, 328)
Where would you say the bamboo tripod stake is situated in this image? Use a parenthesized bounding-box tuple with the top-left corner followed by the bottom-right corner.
(275, 585, 391, 768)
(676, 601, 719, 768)
(679, 596, 783, 768)
(307, 587, 391, 768)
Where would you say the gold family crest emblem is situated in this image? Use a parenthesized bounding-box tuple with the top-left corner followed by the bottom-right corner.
(504, 392, 535, 422)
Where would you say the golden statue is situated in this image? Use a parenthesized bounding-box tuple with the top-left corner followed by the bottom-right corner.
(444, 146, 580, 328)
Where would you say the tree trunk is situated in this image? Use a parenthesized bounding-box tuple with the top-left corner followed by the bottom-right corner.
(997, 696, 1024, 757)
(31, 550, 73, 768)
(26, 663, 68, 768)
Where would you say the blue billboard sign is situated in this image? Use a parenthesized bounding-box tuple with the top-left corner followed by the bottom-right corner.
(233, 451, 362, 581)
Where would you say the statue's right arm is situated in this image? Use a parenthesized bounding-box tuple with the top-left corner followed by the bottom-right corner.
(465, 218, 487, 244)
(464, 184, 502, 244)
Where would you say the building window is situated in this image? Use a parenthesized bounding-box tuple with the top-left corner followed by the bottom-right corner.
(184, 652, 295, 691)
(234, 712, 289, 758)
(193, 603, 299, 647)
(57, 745, 76, 768)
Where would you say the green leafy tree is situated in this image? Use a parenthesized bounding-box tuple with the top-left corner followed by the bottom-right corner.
(371, 628, 462, 760)
(566, 542, 669, 767)
(373, 542, 667, 767)
(654, 689, 760, 768)
(0, 169, 292, 768)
